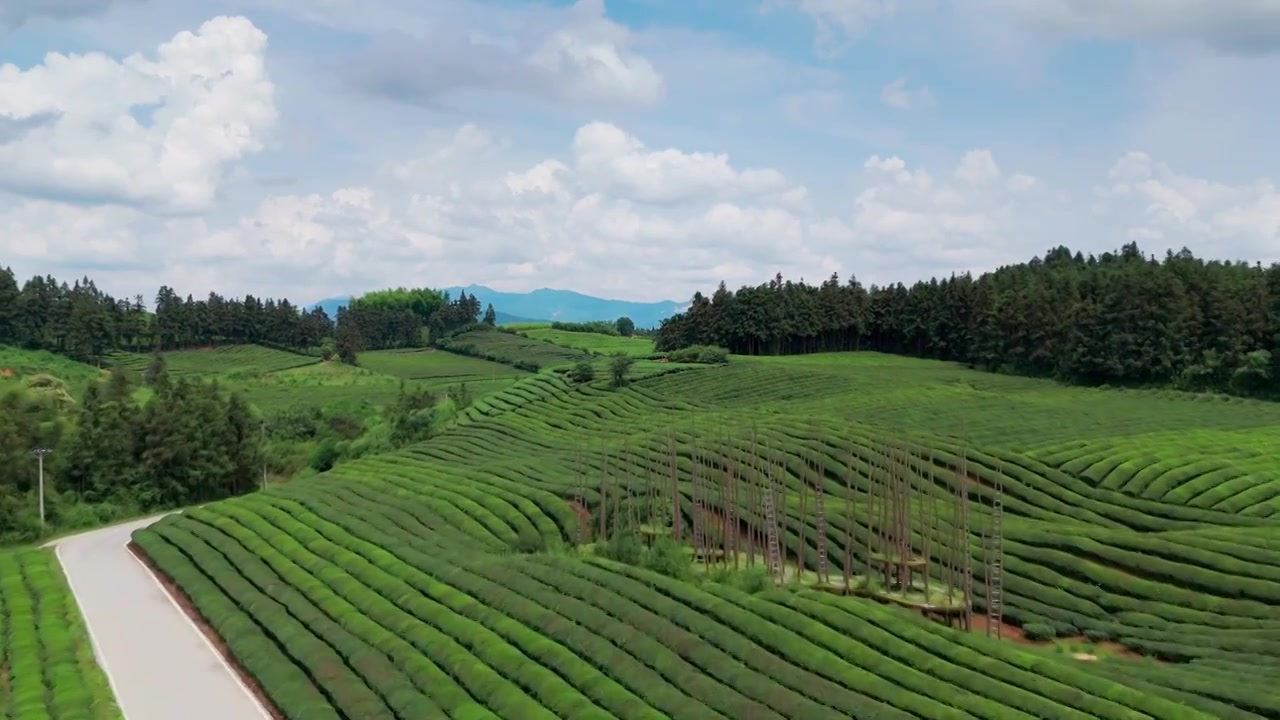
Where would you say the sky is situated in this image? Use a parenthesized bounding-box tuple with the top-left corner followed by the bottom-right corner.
(1, 0, 1279, 305)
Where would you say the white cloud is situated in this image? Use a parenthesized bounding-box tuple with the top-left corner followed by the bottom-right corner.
(848, 149, 1072, 276)
(0, 120, 827, 302)
(763, 0, 898, 55)
(4, 107, 1279, 303)
(340, 0, 663, 109)
(0, 15, 276, 213)
(880, 77, 934, 109)
(1094, 151, 1280, 256)
(570, 122, 799, 206)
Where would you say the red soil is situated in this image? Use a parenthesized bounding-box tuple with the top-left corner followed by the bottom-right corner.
(127, 542, 287, 720)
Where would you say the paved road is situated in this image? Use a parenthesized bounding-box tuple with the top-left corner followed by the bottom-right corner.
(49, 515, 272, 720)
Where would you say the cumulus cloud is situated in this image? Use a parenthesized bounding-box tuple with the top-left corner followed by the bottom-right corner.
(0, 15, 276, 213)
(1094, 151, 1280, 256)
(848, 150, 1063, 275)
(880, 77, 934, 109)
(0, 120, 828, 301)
(569, 122, 799, 206)
(340, 0, 663, 109)
(4, 112, 1279, 303)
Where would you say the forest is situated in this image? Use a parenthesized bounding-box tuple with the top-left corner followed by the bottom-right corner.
(0, 356, 259, 542)
(0, 268, 496, 362)
(0, 268, 493, 542)
(656, 242, 1280, 398)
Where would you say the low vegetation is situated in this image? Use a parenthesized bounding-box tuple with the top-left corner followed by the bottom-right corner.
(0, 548, 121, 719)
(6, 244, 1280, 719)
(134, 352, 1280, 718)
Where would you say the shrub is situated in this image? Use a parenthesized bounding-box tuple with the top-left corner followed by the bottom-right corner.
(608, 354, 635, 388)
(664, 345, 730, 364)
(1084, 629, 1112, 643)
(1022, 622, 1056, 641)
(567, 362, 595, 384)
(642, 537, 691, 580)
(595, 532, 643, 565)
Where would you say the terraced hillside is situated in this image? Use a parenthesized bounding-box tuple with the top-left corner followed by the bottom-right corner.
(440, 328, 591, 369)
(108, 344, 320, 378)
(106, 343, 533, 411)
(133, 353, 1280, 719)
(0, 549, 121, 720)
(520, 326, 657, 357)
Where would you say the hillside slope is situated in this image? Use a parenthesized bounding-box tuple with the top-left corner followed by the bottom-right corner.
(131, 352, 1280, 719)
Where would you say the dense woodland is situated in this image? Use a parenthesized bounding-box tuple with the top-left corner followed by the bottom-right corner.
(0, 267, 495, 362)
(0, 357, 259, 542)
(656, 243, 1280, 398)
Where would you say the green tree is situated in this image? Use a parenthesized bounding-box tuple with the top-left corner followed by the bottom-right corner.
(615, 316, 635, 336)
(483, 304, 497, 326)
(568, 362, 595, 384)
(608, 354, 635, 388)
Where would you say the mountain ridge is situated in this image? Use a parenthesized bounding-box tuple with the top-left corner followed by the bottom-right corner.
(309, 285, 686, 328)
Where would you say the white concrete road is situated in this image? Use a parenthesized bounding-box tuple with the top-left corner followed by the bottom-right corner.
(48, 515, 272, 720)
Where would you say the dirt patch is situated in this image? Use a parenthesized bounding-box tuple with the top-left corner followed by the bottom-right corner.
(0, 368, 13, 378)
(967, 615, 1162, 662)
(969, 614, 1035, 644)
(127, 542, 287, 720)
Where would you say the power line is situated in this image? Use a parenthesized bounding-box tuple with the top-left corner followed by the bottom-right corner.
(29, 447, 52, 529)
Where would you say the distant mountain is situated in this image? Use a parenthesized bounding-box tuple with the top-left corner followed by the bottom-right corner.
(310, 296, 352, 318)
(308, 295, 558, 327)
(310, 287, 685, 329)
(445, 285, 684, 329)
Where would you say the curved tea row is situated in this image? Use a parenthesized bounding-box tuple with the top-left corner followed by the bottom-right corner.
(134, 358, 1280, 718)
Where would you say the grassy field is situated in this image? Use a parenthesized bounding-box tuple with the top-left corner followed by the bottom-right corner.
(521, 327, 657, 357)
(443, 328, 592, 368)
(0, 346, 109, 399)
(131, 350, 1280, 719)
(0, 548, 122, 719)
(107, 345, 320, 379)
(101, 344, 534, 412)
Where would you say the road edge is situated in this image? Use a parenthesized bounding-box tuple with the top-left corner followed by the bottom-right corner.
(52, 544, 131, 719)
(127, 541, 282, 720)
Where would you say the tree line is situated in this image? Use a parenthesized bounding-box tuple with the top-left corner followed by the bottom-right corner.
(655, 243, 1280, 398)
(0, 267, 499, 363)
(333, 288, 493, 363)
(1, 358, 259, 543)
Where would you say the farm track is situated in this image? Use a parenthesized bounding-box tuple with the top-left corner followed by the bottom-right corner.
(128, 357, 1280, 718)
(50, 516, 272, 720)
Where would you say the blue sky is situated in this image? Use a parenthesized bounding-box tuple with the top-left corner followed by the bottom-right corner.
(1, 0, 1278, 304)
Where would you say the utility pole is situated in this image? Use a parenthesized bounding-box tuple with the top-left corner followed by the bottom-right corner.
(29, 448, 52, 529)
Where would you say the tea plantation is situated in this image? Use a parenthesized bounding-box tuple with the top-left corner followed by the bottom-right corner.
(0, 549, 121, 720)
(130, 349, 1280, 719)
